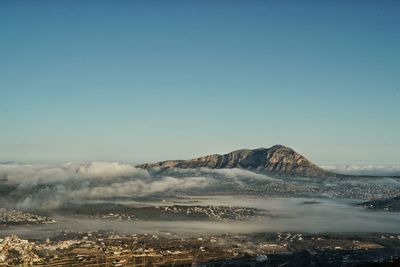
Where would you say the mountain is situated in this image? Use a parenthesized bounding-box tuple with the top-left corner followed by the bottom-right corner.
(137, 145, 343, 178)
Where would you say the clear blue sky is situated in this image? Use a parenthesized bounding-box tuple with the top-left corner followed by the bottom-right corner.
(1, 1, 399, 164)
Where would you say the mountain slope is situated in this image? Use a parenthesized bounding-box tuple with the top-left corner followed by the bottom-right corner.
(137, 145, 342, 178)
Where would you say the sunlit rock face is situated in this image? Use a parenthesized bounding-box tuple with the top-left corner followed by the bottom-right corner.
(137, 145, 340, 178)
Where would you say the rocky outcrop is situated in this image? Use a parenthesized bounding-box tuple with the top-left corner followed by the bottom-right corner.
(137, 145, 343, 178)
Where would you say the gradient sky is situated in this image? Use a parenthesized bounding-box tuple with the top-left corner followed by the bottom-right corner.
(1, 1, 399, 165)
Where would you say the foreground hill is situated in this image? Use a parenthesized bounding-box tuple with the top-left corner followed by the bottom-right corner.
(137, 145, 344, 178)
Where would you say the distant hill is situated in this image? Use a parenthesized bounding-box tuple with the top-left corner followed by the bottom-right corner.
(137, 145, 345, 178)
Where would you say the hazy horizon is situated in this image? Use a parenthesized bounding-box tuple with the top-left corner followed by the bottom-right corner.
(2, 153, 400, 171)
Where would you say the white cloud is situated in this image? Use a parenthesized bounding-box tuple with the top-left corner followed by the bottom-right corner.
(0, 162, 215, 210)
(198, 167, 279, 181)
(15, 176, 214, 210)
(71, 176, 213, 199)
(64, 162, 149, 178)
(0, 162, 149, 184)
(155, 167, 278, 181)
(321, 164, 400, 176)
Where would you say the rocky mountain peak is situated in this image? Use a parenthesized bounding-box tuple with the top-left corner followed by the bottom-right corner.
(137, 144, 340, 178)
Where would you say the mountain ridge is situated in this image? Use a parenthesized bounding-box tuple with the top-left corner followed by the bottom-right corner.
(136, 144, 345, 178)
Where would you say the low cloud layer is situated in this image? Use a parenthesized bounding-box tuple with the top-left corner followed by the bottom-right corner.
(0, 162, 279, 210)
(321, 164, 400, 176)
(72, 176, 211, 199)
(0, 162, 149, 185)
(3, 197, 400, 239)
(16, 176, 213, 210)
(153, 167, 280, 181)
(1, 162, 399, 211)
(0, 162, 215, 210)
